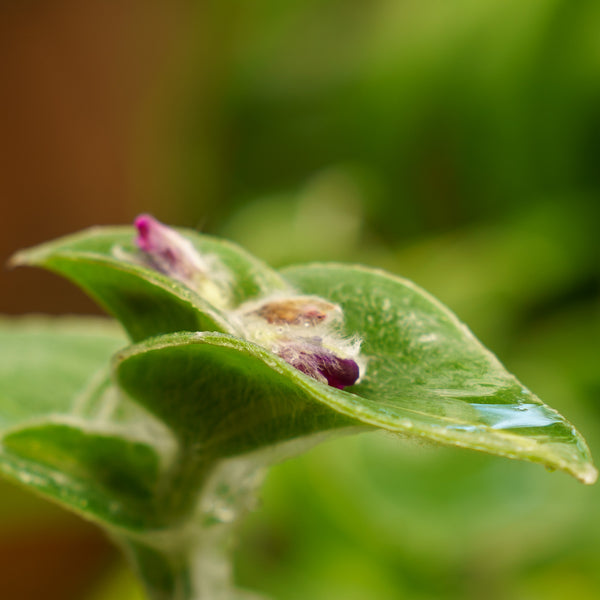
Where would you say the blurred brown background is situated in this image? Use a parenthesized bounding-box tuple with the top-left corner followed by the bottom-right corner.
(1, 2, 188, 315)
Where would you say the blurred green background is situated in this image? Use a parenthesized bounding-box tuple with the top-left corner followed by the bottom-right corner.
(1, 1, 599, 598)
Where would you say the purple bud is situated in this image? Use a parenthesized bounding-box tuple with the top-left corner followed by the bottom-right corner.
(277, 340, 360, 389)
(313, 353, 360, 389)
(134, 214, 206, 285)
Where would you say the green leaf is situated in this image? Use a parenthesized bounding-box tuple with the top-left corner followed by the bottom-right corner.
(112, 262, 596, 491)
(281, 264, 597, 484)
(2, 423, 161, 528)
(0, 317, 168, 530)
(12, 227, 290, 342)
(0, 316, 124, 426)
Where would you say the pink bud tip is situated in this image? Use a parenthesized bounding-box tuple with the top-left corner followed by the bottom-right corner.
(134, 214, 155, 252)
(133, 214, 191, 279)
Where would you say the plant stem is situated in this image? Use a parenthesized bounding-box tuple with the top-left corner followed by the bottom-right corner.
(118, 455, 269, 600)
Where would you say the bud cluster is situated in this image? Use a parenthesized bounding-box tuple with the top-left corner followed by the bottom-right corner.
(132, 215, 362, 390)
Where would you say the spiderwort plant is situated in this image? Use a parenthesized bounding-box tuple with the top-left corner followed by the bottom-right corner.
(2, 216, 597, 600)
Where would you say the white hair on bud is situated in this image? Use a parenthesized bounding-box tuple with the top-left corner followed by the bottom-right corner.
(234, 292, 366, 387)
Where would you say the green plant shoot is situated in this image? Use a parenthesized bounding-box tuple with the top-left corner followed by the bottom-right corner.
(1, 216, 595, 600)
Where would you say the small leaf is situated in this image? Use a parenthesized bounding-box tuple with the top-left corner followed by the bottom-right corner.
(0, 317, 169, 529)
(12, 227, 290, 341)
(3, 423, 161, 529)
(0, 316, 124, 426)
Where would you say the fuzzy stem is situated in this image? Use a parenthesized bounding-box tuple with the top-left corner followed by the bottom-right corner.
(118, 455, 269, 600)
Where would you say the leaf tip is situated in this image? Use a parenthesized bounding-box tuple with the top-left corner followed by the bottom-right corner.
(7, 249, 32, 269)
(577, 462, 598, 485)
(7, 240, 54, 269)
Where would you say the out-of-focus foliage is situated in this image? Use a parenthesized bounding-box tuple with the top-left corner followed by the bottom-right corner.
(172, 0, 600, 251)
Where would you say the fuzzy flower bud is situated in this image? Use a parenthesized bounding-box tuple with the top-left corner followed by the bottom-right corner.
(277, 339, 360, 389)
(134, 214, 229, 308)
(238, 295, 363, 390)
(135, 214, 208, 282)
